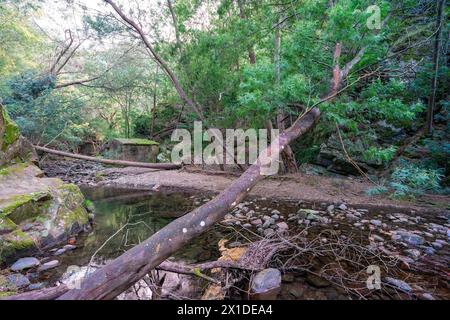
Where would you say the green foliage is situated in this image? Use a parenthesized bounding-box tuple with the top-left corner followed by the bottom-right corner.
(365, 185, 388, 196)
(389, 162, 443, 199)
(3, 70, 89, 148)
(0, 1, 42, 77)
(363, 146, 397, 164)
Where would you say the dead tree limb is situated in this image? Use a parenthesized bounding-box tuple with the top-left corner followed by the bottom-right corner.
(57, 2, 367, 300)
(34, 145, 180, 170)
(1, 284, 69, 300)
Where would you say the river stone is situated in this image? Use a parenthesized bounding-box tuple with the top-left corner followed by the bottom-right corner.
(338, 204, 347, 210)
(6, 273, 30, 289)
(395, 231, 425, 246)
(276, 222, 289, 231)
(28, 282, 45, 290)
(271, 210, 281, 215)
(11, 257, 40, 271)
(63, 244, 77, 251)
(370, 219, 382, 227)
(404, 249, 421, 259)
(53, 248, 66, 256)
(263, 228, 275, 237)
(250, 219, 263, 226)
(326, 205, 335, 213)
(250, 268, 281, 300)
(37, 260, 60, 272)
(385, 277, 412, 293)
(263, 219, 273, 229)
(431, 241, 444, 249)
(243, 223, 252, 229)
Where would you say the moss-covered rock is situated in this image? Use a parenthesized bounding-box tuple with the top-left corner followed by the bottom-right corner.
(0, 105, 20, 151)
(0, 105, 90, 263)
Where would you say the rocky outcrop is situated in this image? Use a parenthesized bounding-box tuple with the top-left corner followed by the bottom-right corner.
(315, 134, 382, 175)
(0, 105, 90, 263)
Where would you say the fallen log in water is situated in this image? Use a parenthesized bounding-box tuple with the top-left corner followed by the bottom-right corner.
(57, 107, 321, 300)
(34, 145, 181, 170)
(1, 260, 258, 300)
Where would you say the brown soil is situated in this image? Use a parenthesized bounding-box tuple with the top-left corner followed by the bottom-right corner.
(96, 166, 449, 215)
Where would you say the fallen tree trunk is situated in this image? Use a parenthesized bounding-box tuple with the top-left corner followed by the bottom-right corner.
(2, 260, 258, 300)
(34, 145, 181, 170)
(57, 1, 369, 300)
(58, 107, 321, 300)
(2, 284, 69, 300)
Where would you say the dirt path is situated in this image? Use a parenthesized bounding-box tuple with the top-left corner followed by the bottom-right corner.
(95, 166, 448, 215)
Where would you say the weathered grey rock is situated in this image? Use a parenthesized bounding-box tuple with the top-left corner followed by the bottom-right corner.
(271, 214, 280, 220)
(242, 223, 252, 229)
(385, 277, 412, 292)
(11, 257, 40, 271)
(395, 231, 425, 246)
(28, 282, 45, 290)
(63, 244, 77, 251)
(326, 205, 335, 213)
(276, 222, 289, 231)
(250, 219, 263, 226)
(53, 248, 66, 256)
(431, 241, 444, 249)
(37, 260, 60, 272)
(404, 249, 421, 259)
(346, 213, 358, 220)
(250, 268, 281, 300)
(271, 210, 281, 215)
(263, 219, 275, 229)
(370, 219, 382, 227)
(263, 228, 275, 237)
(6, 273, 30, 289)
(421, 293, 435, 300)
(372, 235, 384, 242)
(338, 204, 347, 211)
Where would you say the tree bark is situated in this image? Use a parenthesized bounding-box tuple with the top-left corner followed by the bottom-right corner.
(57, 2, 366, 301)
(274, 16, 298, 173)
(33, 145, 180, 170)
(426, 0, 446, 134)
(58, 107, 321, 300)
(150, 67, 159, 138)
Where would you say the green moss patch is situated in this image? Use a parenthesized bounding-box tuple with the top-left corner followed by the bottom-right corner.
(0, 191, 52, 224)
(1, 106, 20, 151)
(113, 138, 159, 146)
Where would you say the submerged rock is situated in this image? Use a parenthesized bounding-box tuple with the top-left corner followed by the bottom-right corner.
(250, 268, 281, 300)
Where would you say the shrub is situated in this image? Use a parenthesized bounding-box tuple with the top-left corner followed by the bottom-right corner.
(389, 162, 443, 198)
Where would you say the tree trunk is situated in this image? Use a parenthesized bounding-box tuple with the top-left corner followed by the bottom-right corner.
(58, 107, 321, 300)
(150, 67, 159, 138)
(33, 145, 181, 170)
(426, 0, 446, 134)
(274, 15, 298, 173)
(59, 1, 367, 301)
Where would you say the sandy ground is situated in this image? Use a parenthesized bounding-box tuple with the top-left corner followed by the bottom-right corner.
(97, 166, 449, 215)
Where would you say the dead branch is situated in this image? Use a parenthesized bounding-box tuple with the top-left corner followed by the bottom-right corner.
(34, 145, 181, 170)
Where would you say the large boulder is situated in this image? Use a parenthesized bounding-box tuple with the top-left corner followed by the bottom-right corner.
(0, 105, 90, 263)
